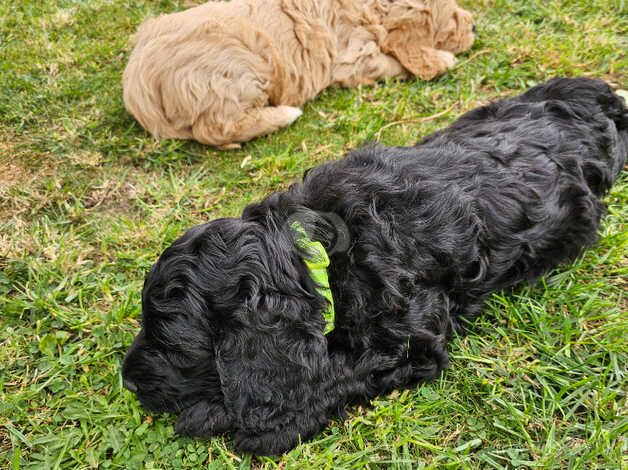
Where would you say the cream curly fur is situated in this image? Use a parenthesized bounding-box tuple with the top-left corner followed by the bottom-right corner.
(123, 0, 474, 147)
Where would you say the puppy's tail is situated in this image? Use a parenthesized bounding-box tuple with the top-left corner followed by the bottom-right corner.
(598, 86, 628, 183)
(522, 77, 627, 193)
(588, 81, 628, 188)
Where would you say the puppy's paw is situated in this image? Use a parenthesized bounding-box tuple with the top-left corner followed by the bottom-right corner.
(218, 143, 242, 150)
(234, 430, 298, 456)
(280, 106, 303, 125)
(175, 401, 233, 437)
(436, 50, 457, 71)
(413, 49, 458, 80)
(234, 414, 329, 455)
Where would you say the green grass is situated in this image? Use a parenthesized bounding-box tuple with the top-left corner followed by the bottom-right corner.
(1, 0, 627, 468)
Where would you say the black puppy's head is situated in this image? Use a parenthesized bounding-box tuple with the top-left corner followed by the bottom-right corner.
(122, 214, 335, 451)
(122, 218, 263, 414)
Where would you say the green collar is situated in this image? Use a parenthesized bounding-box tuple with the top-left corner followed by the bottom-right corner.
(291, 222, 335, 334)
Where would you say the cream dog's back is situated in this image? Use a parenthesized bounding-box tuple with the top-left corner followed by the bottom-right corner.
(123, 0, 319, 146)
(123, 0, 475, 147)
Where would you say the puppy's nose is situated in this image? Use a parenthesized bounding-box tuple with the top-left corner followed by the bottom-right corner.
(472, 23, 476, 33)
(123, 378, 138, 393)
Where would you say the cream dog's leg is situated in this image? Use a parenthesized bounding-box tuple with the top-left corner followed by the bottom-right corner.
(192, 105, 303, 147)
(411, 47, 457, 81)
(233, 106, 303, 142)
(332, 43, 409, 87)
(381, 43, 457, 81)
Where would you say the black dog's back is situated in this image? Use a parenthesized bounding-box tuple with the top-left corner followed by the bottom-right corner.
(301, 77, 626, 321)
(412, 77, 627, 295)
(430, 77, 627, 194)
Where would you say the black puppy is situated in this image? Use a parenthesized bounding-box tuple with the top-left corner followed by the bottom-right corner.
(122, 78, 627, 455)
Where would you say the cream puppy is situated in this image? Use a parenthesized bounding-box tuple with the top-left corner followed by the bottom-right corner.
(123, 0, 475, 147)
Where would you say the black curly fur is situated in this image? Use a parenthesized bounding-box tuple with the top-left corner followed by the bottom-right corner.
(122, 77, 627, 455)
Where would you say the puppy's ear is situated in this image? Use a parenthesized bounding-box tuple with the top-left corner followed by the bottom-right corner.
(381, 1, 455, 80)
(212, 227, 341, 455)
(216, 294, 337, 455)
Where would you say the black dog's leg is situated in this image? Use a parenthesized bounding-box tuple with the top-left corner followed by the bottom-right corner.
(175, 400, 233, 437)
(344, 287, 453, 397)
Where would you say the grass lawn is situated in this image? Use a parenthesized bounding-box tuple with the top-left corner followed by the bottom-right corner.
(1, 0, 626, 468)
